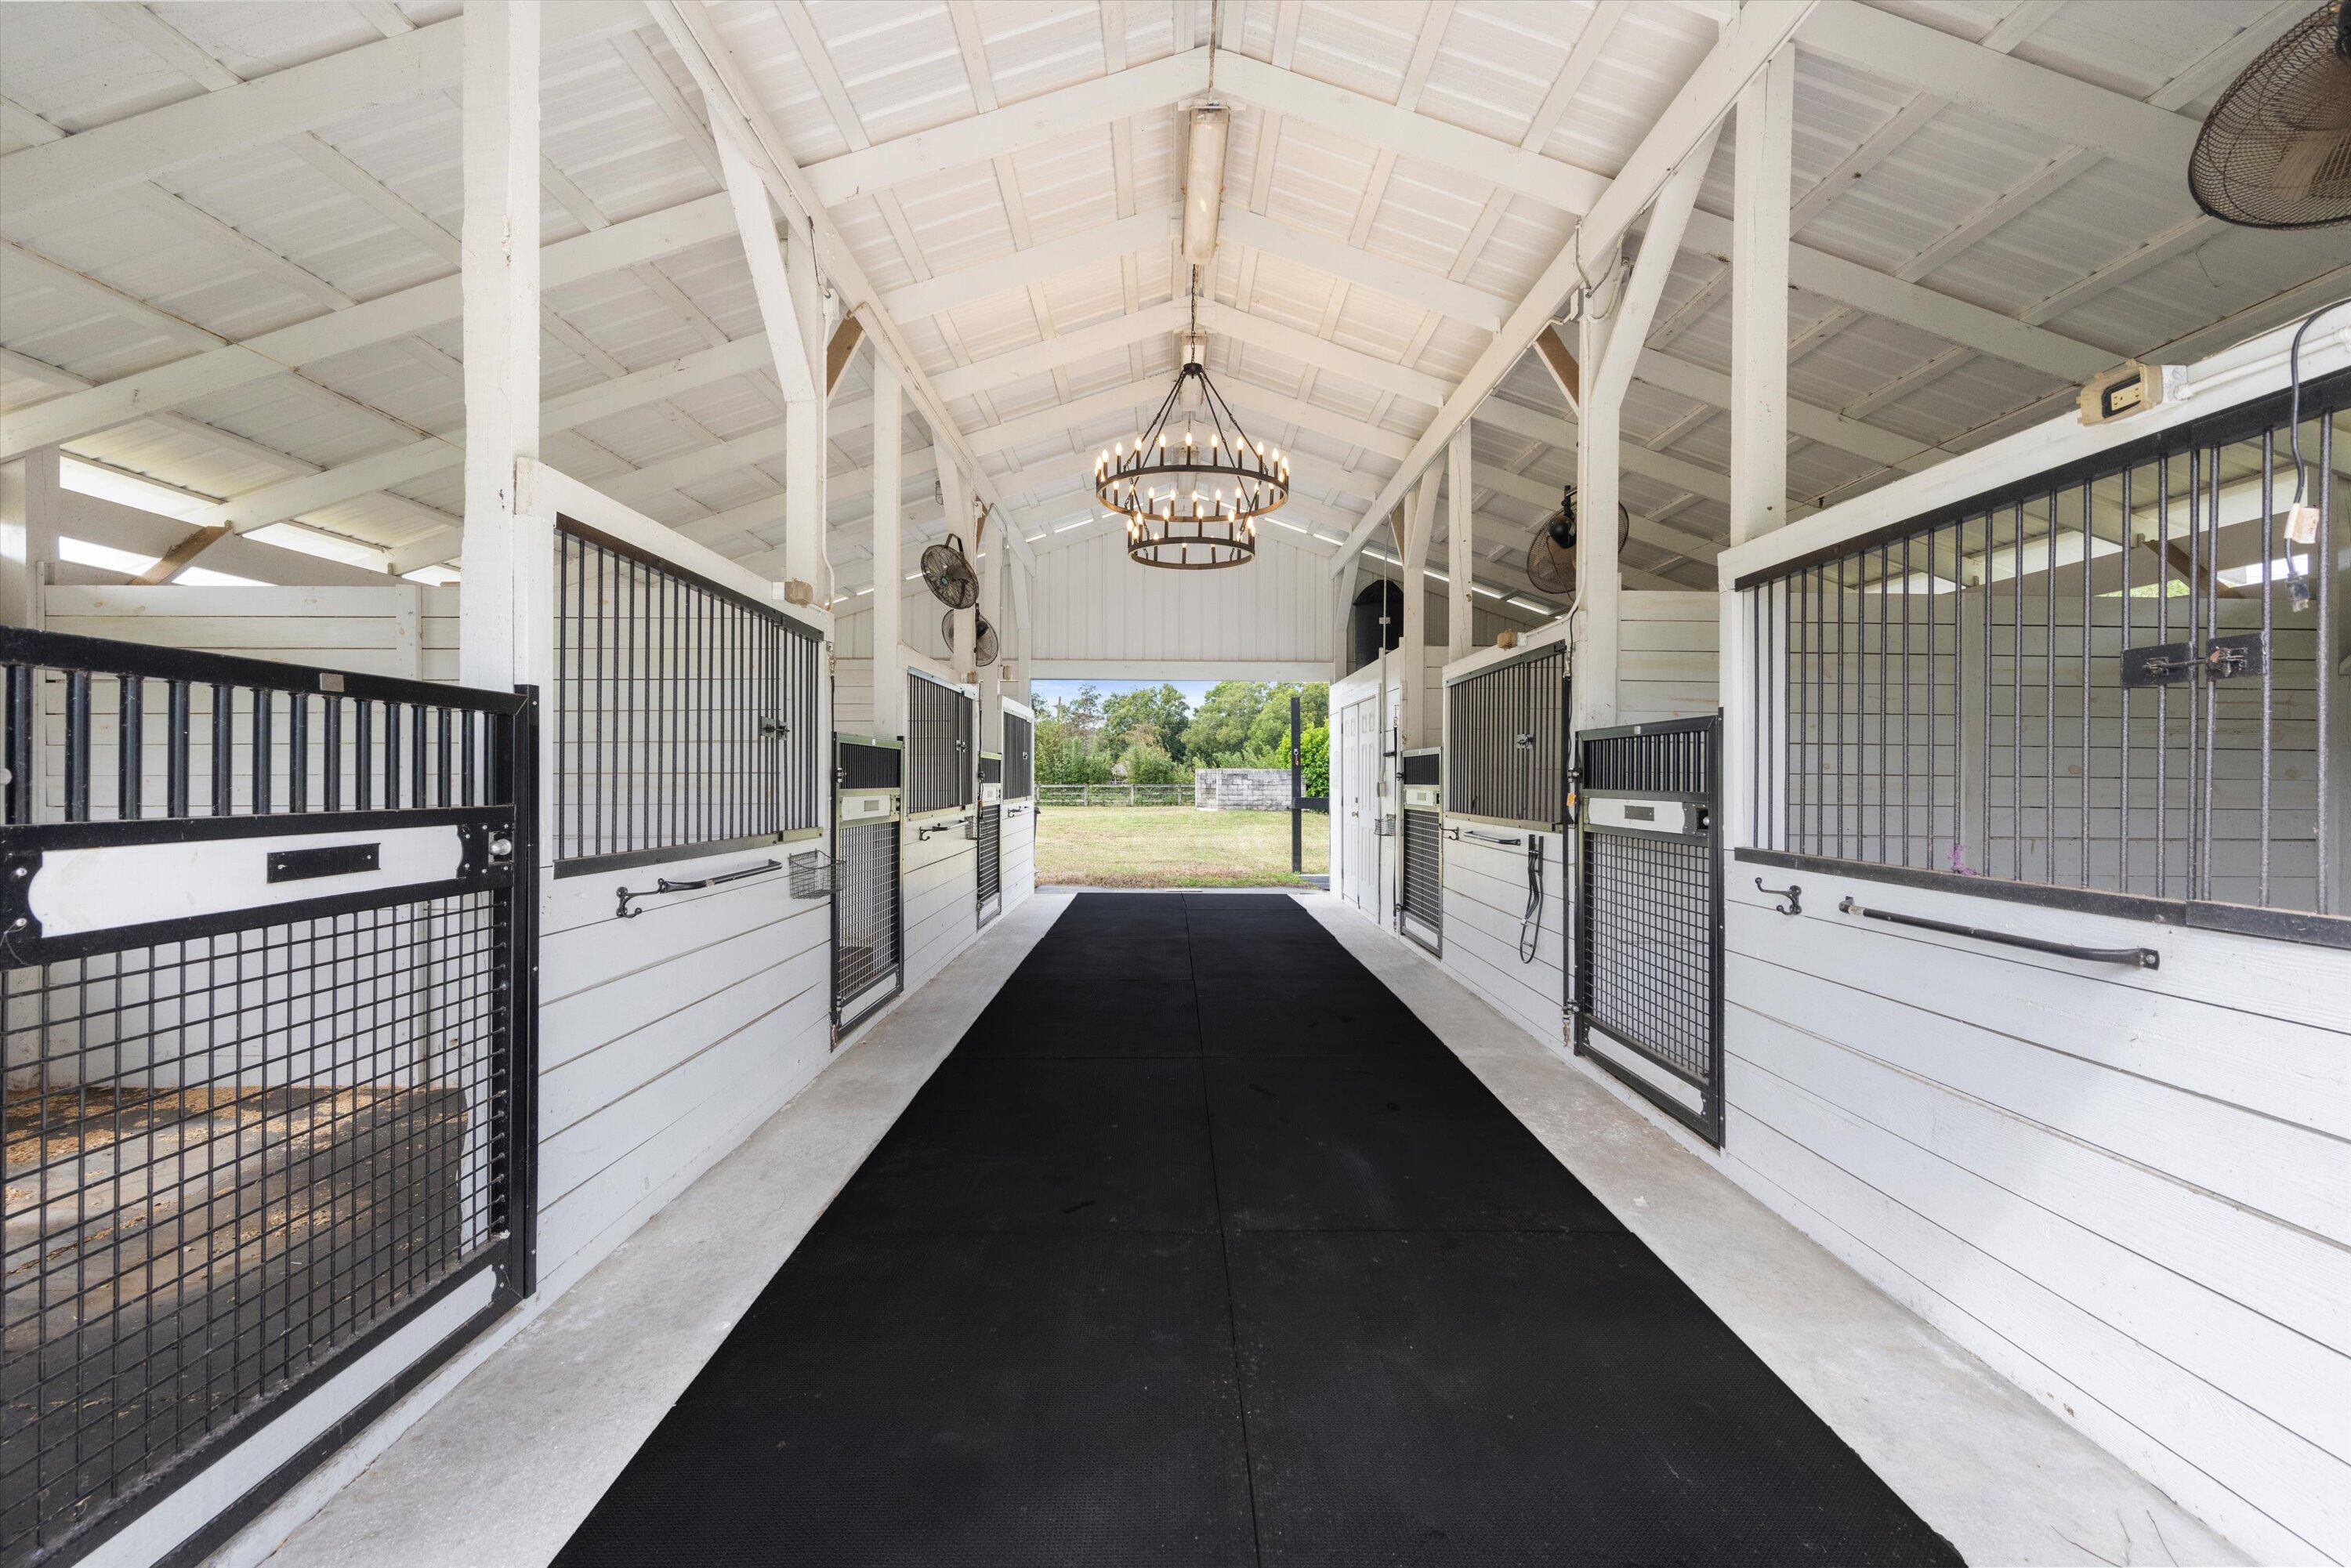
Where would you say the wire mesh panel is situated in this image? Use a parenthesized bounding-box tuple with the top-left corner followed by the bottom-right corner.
(1444, 646, 1565, 828)
(553, 520, 822, 877)
(1398, 749, 1441, 954)
(1574, 716, 1723, 1147)
(976, 806, 1002, 926)
(1002, 713, 1033, 801)
(904, 675, 973, 817)
(1739, 368, 2347, 949)
(832, 739, 901, 1037)
(0, 628, 534, 1568)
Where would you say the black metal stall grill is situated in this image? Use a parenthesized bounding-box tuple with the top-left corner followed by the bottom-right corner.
(904, 675, 973, 817)
(1398, 748, 1442, 955)
(552, 520, 822, 878)
(832, 738, 903, 1038)
(1737, 368, 2348, 949)
(0, 628, 536, 1568)
(1444, 645, 1566, 830)
(1574, 715, 1724, 1148)
(1001, 712, 1033, 801)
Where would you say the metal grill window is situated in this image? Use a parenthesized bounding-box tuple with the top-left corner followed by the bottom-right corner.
(835, 820, 900, 1028)
(905, 675, 973, 816)
(977, 805, 1002, 922)
(1741, 371, 2347, 947)
(1444, 646, 1565, 828)
(1575, 717, 1722, 1148)
(5, 635, 502, 827)
(0, 629, 530, 1566)
(554, 520, 821, 876)
(1400, 809, 1442, 952)
(1002, 713, 1033, 800)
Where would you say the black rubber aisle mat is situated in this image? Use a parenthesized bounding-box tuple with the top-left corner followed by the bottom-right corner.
(555, 891, 1959, 1568)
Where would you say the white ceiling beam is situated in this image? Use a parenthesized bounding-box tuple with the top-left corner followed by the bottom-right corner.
(1197, 302, 1450, 407)
(877, 206, 1175, 321)
(933, 299, 1187, 402)
(802, 49, 1208, 207)
(1219, 208, 1511, 331)
(648, 2, 1031, 579)
(192, 337, 770, 535)
(1219, 53, 2107, 383)
(1796, 4, 2201, 180)
(0, 2, 643, 215)
(1330, 7, 1813, 575)
(2, 192, 735, 462)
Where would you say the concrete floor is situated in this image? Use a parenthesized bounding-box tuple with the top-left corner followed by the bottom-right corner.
(243, 890, 2242, 1568)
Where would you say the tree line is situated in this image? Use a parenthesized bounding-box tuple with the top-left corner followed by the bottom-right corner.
(1035, 681, 1330, 797)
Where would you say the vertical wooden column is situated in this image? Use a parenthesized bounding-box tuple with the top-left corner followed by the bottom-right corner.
(781, 230, 826, 601)
(870, 355, 904, 739)
(1571, 116, 1725, 741)
(1571, 304, 1624, 740)
(1730, 46, 1793, 548)
(1398, 473, 1437, 747)
(0, 447, 61, 630)
(978, 484, 1003, 753)
(1445, 428, 1473, 661)
(457, 0, 549, 694)
(941, 457, 972, 679)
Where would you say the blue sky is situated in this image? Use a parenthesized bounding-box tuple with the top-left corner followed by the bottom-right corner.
(1031, 678, 1213, 713)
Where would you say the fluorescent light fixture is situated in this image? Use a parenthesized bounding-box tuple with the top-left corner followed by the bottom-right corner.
(1470, 584, 1506, 600)
(1180, 103, 1230, 268)
(1052, 518, 1091, 533)
(1507, 596, 1549, 613)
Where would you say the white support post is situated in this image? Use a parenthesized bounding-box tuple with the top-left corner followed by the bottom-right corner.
(1572, 306, 1624, 740)
(457, 0, 548, 694)
(1730, 45, 1793, 547)
(0, 446, 61, 630)
(1331, 564, 1357, 681)
(870, 354, 904, 739)
(1571, 114, 1726, 740)
(1399, 473, 1437, 748)
(1445, 429, 1473, 661)
(942, 458, 973, 679)
(783, 212, 826, 600)
(714, 117, 825, 603)
(979, 492, 1003, 752)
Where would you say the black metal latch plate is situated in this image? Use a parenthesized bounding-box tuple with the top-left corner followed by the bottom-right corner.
(267, 843, 382, 882)
(2120, 632, 2267, 689)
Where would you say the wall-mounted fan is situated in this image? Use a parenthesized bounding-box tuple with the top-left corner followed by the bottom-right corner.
(941, 609, 999, 667)
(918, 533, 978, 609)
(1523, 483, 1629, 597)
(2189, 2, 2351, 230)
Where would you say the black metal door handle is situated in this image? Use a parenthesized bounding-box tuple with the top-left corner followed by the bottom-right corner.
(1836, 897, 2158, 969)
(618, 859, 783, 918)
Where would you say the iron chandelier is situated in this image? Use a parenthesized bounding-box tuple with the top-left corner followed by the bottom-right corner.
(1095, 305, 1288, 570)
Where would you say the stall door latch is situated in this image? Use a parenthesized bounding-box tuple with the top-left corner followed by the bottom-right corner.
(2120, 632, 2266, 689)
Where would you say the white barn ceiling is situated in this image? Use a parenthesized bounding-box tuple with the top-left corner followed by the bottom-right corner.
(2, 0, 2342, 610)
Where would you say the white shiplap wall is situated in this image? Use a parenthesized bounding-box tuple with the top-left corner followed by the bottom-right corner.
(1031, 528, 1333, 675)
(34, 543, 851, 1566)
(1672, 328, 2351, 1566)
(1698, 873, 2351, 1566)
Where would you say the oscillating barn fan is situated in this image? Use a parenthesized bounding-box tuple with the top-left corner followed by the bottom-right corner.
(940, 609, 1000, 668)
(918, 533, 979, 610)
(2189, 2, 2351, 230)
(1523, 483, 1631, 597)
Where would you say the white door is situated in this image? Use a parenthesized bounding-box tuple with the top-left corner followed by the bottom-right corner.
(1345, 694, 1378, 915)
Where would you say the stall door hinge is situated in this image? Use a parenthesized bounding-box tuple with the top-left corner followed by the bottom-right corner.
(2120, 632, 2266, 689)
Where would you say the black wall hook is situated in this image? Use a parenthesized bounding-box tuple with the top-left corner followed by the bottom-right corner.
(1754, 878, 1802, 917)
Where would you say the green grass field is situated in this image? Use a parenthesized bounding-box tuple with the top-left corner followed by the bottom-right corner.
(1035, 806, 1330, 888)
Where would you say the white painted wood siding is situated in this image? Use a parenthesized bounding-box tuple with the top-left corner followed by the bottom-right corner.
(1439, 827, 1567, 1049)
(1617, 592, 1719, 723)
(1030, 528, 1333, 672)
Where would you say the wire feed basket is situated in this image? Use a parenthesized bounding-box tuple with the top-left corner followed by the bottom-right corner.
(788, 848, 834, 900)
